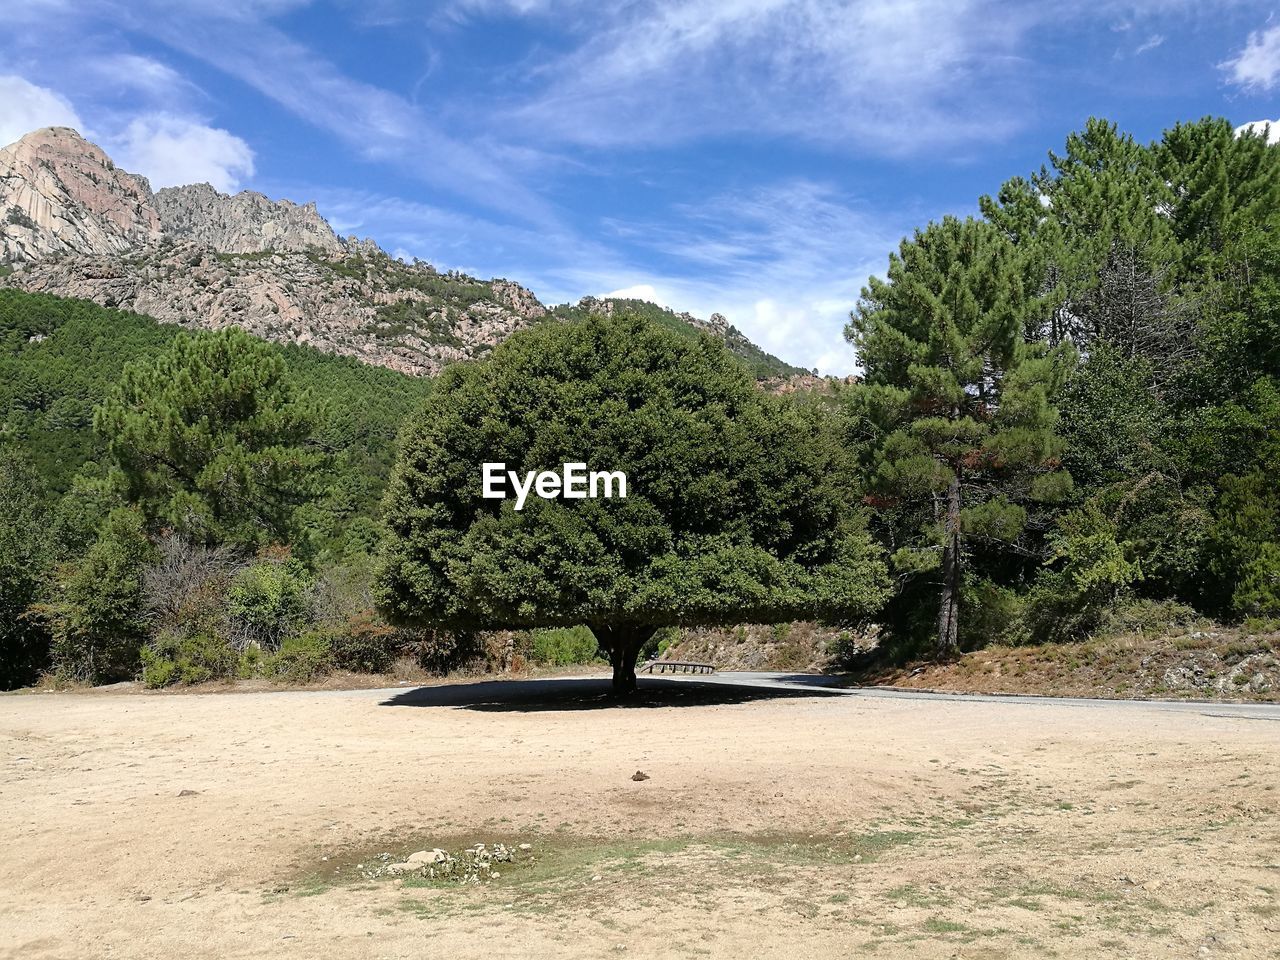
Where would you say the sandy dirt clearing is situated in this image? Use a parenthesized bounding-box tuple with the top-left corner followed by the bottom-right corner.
(1, 675, 1277, 959)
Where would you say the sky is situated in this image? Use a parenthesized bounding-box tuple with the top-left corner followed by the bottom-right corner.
(2, 1, 1279, 374)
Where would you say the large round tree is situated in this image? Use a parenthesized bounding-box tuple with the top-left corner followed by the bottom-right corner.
(376, 314, 889, 694)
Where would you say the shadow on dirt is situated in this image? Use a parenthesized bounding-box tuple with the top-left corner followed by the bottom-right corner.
(380, 675, 842, 712)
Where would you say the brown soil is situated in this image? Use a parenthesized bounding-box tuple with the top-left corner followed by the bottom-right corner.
(850, 629, 1280, 702)
(2, 676, 1277, 958)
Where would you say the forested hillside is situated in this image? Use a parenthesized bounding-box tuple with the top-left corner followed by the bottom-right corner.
(548, 297, 805, 379)
(0, 290, 430, 532)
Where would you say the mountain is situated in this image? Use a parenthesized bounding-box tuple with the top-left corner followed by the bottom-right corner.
(0, 127, 803, 378)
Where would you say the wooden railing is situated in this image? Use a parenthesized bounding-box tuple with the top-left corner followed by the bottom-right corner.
(641, 660, 715, 675)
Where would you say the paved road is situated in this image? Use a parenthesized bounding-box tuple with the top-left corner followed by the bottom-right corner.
(672, 669, 1280, 720)
(328, 669, 1280, 720)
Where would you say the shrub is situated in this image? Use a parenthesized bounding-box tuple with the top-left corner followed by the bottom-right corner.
(0, 449, 53, 689)
(329, 614, 397, 673)
(530, 626, 601, 666)
(1098, 598, 1203, 635)
(960, 578, 1027, 648)
(140, 633, 239, 687)
(1234, 542, 1280, 619)
(267, 631, 334, 682)
(1023, 504, 1142, 642)
(143, 535, 240, 638)
(226, 554, 311, 650)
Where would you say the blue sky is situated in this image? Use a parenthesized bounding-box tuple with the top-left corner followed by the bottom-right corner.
(2, 1, 1279, 373)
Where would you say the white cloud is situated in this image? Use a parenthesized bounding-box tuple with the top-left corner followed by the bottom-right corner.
(115, 2, 555, 220)
(1222, 23, 1280, 90)
(110, 114, 255, 191)
(537, 180, 900, 374)
(0, 75, 84, 147)
(1235, 119, 1280, 143)
(1135, 34, 1165, 54)
(604, 283, 663, 303)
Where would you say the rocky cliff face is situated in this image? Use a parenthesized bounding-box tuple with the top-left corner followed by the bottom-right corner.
(7, 246, 549, 375)
(0, 127, 798, 378)
(153, 183, 347, 255)
(0, 127, 162, 262)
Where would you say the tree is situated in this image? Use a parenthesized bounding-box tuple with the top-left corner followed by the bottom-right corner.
(981, 119, 1195, 388)
(0, 447, 53, 689)
(376, 314, 890, 694)
(48, 507, 155, 682)
(94, 328, 323, 548)
(846, 216, 1073, 657)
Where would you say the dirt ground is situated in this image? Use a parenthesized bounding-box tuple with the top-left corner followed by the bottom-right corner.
(1, 676, 1278, 959)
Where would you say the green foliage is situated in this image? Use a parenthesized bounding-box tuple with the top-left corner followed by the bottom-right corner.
(140, 633, 238, 687)
(530, 626, 602, 666)
(1024, 505, 1143, 643)
(0, 290, 429, 558)
(846, 215, 1073, 655)
(227, 555, 312, 650)
(95, 328, 324, 547)
(267, 631, 334, 682)
(548, 298, 803, 379)
(378, 313, 889, 689)
(1234, 544, 1280, 620)
(48, 507, 155, 682)
(0, 447, 53, 688)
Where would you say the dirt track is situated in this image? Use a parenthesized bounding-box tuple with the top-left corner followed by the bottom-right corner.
(1, 675, 1277, 959)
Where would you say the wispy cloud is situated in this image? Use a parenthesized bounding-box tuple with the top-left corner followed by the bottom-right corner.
(307, 178, 898, 373)
(539, 180, 902, 374)
(116, 2, 556, 221)
(1222, 22, 1280, 90)
(1135, 34, 1165, 54)
(493, 0, 1029, 152)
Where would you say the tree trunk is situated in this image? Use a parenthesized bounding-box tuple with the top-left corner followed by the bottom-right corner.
(937, 473, 961, 659)
(594, 625, 655, 696)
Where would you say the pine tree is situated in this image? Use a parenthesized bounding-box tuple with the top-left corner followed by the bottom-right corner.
(94, 328, 323, 548)
(845, 216, 1073, 657)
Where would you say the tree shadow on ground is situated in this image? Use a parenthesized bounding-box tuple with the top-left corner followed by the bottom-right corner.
(379, 675, 846, 712)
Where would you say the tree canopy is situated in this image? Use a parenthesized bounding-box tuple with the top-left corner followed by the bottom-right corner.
(95, 328, 323, 548)
(846, 216, 1074, 656)
(376, 313, 889, 692)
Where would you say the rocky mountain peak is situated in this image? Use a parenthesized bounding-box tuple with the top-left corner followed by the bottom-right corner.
(1, 126, 360, 262)
(1, 126, 162, 262)
(0, 127, 799, 379)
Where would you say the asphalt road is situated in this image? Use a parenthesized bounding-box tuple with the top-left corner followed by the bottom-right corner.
(334, 669, 1280, 720)
(679, 669, 1280, 720)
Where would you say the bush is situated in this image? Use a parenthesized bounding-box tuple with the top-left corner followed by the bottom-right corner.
(960, 578, 1027, 649)
(143, 535, 239, 639)
(329, 614, 397, 673)
(530, 626, 601, 666)
(140, 633, 239, 687)
(226, 553, 311, 650)
(1098, 598, 1204, 635)
(1023, 504, 1143, 643)
(267, 631, 334, 682)
(0, 449, 53, 689)
(1234, 542, 1280, 619)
